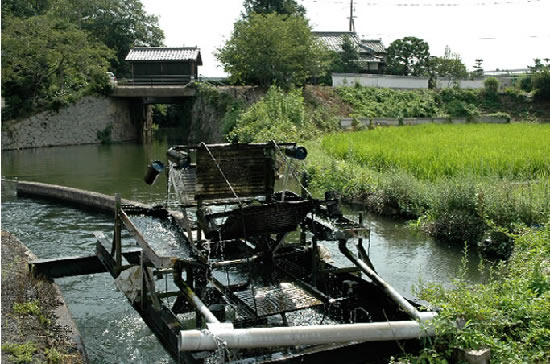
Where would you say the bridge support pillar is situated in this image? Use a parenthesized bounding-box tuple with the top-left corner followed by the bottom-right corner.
(143, 104, 153, 144)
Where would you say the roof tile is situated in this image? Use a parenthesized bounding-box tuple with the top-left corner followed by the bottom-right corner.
(125, 47, 201, 62)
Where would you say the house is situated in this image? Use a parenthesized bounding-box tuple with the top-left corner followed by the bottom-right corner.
(313, 31, 386, 73)
(125, 47, 202, 84)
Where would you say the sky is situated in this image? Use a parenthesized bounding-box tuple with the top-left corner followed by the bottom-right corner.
(141, 0, 550, 77)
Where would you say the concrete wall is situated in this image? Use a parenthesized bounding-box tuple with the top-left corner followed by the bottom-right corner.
(1, 96, 138, 150)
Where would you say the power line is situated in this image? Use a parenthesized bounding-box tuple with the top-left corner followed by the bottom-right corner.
(304, 0, 542, 7)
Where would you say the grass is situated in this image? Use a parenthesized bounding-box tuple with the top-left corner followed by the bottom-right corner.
(1, 342, 37, 363)
(13, 300, 50, 326)
(321, 123, 550, 181)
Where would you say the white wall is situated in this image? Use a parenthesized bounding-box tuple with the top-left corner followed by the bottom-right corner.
(333, 73, 515, 90)
(333, 73, 428, 89)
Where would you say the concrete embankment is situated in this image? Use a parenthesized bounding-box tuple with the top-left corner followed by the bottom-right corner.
(16, 180, 151, 214)
(1, 231, 88, 363)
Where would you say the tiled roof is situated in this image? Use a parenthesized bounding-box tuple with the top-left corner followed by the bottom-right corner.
(313, 31, 361, 53)
(360, 39, 386, 54)
(125, 47, 202, 63)
(313, 31, 386, 56)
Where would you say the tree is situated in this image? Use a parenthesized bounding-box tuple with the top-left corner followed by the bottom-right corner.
(1, 0, 51, 19)
(330, 35, 361, 74)
(217, 13, 330, 88)
(530, 59, 550, 100)
(53, 0, 164, 76)
(473, 59, 484, 77)
(385, 36, 430, 76)
(430, 46, 468, 87)
(243, 0, 306, 17)
(1, 15, 114, 118)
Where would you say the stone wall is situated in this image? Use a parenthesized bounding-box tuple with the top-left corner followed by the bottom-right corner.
(1, 96, 137, 150)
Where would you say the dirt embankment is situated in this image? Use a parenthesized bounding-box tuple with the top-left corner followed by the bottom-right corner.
(1, 231, 87, 363)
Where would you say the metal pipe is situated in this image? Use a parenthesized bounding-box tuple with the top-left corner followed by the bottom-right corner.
(173, 264, 220, 324)
(338, 240, 436, 322)
(180, 281, 220, 324)
(178, 321, 434, 351)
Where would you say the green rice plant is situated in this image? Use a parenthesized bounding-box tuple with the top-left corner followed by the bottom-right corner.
(321, 123, 550, 181)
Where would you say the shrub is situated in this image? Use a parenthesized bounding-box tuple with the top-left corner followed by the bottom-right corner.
(229, 86, 308, 143)
(96, 124, 113, 144)
(484, 77, 499, 96)
(532, 69, 550, 100)
(518, 74, 533, 92)
(445, 100, 480, 120)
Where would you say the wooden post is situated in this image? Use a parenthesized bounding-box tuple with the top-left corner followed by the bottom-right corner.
(114, 193, 122, 276)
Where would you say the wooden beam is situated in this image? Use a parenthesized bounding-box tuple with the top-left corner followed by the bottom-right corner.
(30, 248, 142, 279)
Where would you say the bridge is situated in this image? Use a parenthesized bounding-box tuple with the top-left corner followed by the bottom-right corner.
(111, 84, 197, 104)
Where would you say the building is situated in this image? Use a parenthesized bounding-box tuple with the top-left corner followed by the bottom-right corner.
(313, 31, 386, 73)
(125, 47, 202, 84)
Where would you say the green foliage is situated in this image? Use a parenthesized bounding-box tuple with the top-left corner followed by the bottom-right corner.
(472, 58, 484, 77)
(385, 36, 430, 76)
(330, 35, 361, 74)
(532, 68, 550, 100)
(45, 348, 63, 363)
(1, 342, 37, 363)
(229, 86, 307, 142)
(518, 74, 533, 92)
(337, 87, 440, 118)
(49, 0, 164, 76)
(484, 77, 500, 96)
(335, 85, 534, 120)
(13, 300, 51, 326)
(13, 301, 41, 316)
(97, 124, 113, 144)
(1, 0, 50, 18)
(429, 46, 468, 87)
(216, 13, 330, 88)
(1, 14, 114, 119)
(414, 223, 550, 363)
(242, 0, 306, 16)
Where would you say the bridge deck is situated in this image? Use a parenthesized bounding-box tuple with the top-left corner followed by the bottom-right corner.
(111, 85, 196, 98)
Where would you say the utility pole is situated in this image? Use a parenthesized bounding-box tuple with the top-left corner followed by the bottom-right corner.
(348, 0, 356, 32)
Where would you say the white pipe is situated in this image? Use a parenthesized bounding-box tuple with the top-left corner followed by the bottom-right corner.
(338, 240, 437, 322)
(178, 321, 435, 351)
(179, 281, 220, 324)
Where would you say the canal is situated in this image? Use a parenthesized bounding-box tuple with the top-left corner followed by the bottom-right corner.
(1, 132, 483, 363)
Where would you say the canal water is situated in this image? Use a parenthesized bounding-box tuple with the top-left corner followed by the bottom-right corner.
(1, 132, 483, 363)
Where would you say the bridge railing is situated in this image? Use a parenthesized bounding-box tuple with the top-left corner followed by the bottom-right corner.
(120, 75, 195, 86)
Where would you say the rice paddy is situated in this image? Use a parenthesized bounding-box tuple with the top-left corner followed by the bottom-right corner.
(321, 123, 550, 181)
